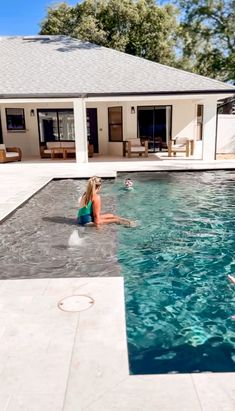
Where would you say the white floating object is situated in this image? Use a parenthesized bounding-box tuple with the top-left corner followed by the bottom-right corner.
(68, 229, 84, 247)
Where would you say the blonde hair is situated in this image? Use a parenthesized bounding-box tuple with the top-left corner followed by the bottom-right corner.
(83, 176, 102, 206)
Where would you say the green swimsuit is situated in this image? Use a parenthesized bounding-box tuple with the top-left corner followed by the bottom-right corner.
(77, 200, 93, 225)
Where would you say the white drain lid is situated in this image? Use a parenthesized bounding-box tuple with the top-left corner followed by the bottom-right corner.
(58, 295, 94, 312)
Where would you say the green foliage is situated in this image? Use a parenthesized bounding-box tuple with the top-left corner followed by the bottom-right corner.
(175, 0, 235, 80)
(40, 3, 76, 36)
(39, 0, 235, 80)
(40, 0, 178, 66)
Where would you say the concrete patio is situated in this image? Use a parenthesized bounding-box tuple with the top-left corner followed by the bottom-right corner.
(0, 158, 235, 410)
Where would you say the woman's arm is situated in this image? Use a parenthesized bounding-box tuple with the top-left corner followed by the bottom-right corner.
(92, 194, 101, 226)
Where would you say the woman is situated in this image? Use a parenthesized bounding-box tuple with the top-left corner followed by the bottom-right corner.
(77, 176, 132, 227)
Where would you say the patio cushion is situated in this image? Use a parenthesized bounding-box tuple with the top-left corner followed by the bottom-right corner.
(5, 152, 20, 158)
(172, 144, 187, 150)
(47, 142, 61, 149)
(174, 137, 191, 144)
(61, 142, 75, 148)
(131, 146, 145, 152)
(43, 149, 52, 154)
(130, 138, 141, 145)
(0, 144, 6, 151)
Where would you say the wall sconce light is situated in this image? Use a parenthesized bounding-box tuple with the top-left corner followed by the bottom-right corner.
(30, 109, 35, 117)
(131, 106, 135, 114)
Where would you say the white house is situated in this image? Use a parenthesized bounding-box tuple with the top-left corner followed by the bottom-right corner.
(0, 35, 234, 162)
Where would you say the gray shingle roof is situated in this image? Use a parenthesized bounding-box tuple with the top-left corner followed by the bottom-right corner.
(0, 35, 234, 97)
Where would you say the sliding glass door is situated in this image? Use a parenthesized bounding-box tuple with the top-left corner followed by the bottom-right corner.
(137, 106, 172, 152)
(38, 108, 99, 153)
(38, 110, 73, 143)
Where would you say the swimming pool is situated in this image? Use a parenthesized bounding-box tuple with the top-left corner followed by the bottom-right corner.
(0, 171, 234, 374)
(0, 179, 120, 279)
(116, 171, 235, 374)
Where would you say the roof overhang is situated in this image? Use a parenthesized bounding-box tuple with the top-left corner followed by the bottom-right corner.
(0, 89, 234, 99)
(0, 89, 234, 104)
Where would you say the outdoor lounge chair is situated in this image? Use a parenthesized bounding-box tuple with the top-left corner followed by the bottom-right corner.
(123, 138, 148, 158)
(168, 137, 194, 157)
(0, 144, 22, 163)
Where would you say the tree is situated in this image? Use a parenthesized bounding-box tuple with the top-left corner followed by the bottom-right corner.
(40, 0, 178, 66)
(175, 0, 235, 80)
(39, 2, 76, 36)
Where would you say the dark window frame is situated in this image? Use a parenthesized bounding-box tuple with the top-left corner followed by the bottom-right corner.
(37, 108, 74, 145)
(108, 106, 123, 142)
(5, 108, 26, 131)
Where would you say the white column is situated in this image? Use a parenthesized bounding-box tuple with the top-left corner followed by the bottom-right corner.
(73, 98, 88, 163)
(202, 97, 218, 161)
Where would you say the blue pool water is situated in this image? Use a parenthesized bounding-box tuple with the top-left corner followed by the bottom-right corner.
(115, 171, 235, 374)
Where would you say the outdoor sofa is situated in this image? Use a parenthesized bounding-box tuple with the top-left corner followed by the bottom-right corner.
(40, 141, 94, 159)
(40, 141, 76, 159)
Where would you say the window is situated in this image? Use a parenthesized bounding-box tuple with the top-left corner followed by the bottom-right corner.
(196, 105, 204, 140)
(6, 108, 25, 131)
(38, 110, 75, 143)
(108, 107, 123, 142)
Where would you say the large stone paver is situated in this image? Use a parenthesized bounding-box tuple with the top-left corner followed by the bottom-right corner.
(84, 375, 201, 411)
(0, 279, 78, 410)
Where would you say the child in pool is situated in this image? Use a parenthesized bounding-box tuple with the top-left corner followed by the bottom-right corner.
(124, 178, 134, 190)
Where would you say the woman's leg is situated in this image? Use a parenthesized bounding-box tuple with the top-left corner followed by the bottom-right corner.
(101, 213, 118, 219)
(228, 275, 235, 285)
(100, 214, 132, 226)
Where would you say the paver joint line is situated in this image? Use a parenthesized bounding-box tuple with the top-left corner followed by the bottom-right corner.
(190, 375, 203, 411)
(62, 313, 80, 411)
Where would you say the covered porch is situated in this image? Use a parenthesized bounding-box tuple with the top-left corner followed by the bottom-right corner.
(0, 93, 224, 163)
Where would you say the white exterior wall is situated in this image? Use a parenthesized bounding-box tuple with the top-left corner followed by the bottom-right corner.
(202, 97, 218, 161)
(217, 114, 235, 153)
(94, 99, 199, 157)
(73, 99, 88, 163)
(0, 102, 73, 158)
(0, 97, 216, 159)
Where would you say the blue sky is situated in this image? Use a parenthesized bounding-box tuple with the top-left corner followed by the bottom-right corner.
(0, 1, 78, 36)
(0, 0, 172, 36)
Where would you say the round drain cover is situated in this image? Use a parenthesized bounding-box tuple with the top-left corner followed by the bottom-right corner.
(58, 295, 94, 312)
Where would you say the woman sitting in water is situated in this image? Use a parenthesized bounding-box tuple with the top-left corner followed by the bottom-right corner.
(77, 176, 133, 227)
